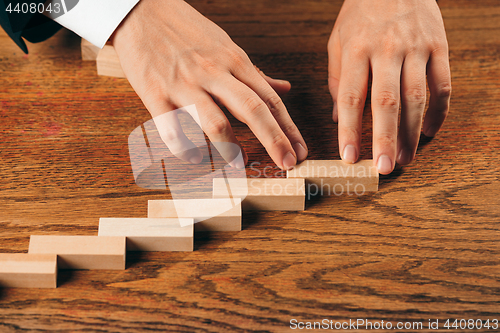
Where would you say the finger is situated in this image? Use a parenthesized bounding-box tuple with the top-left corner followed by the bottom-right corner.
(209, 74, 298, 170)
(328, 29, 341, 123)
(182, 94, 247, 168)
(146, 101, 203, 164)
(371, 59, 402, 175)
(336, 49, 369, 164)
(254, 65, 292, 96)
(231, 62, 308, 163)
(423, 48, 452, 137)
(330, 76, 339, 123)
(397, 55, 428, 165)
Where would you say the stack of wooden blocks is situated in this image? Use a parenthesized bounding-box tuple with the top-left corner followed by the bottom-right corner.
(0, 159, 378, 289)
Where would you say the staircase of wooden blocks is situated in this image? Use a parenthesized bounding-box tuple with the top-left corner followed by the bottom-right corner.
(3, 40, 383, 290)
(0, 119, 378, 289)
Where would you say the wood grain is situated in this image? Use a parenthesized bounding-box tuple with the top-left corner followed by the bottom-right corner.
(0, 0, 499, 331)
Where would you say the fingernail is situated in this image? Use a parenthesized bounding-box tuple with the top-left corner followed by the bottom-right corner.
(377, 155, 392, 174)
(293, 142, 308, 162)
(397, 149, 412, 165)
(424, 125, 439, 137)
(282, 152, 296, 170)
(342, 145, 357, 163)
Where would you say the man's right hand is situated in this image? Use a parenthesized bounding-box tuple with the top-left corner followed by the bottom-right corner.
(111, 0, 308, 169)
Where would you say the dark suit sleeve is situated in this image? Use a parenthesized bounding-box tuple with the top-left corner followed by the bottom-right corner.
(0, 1, 62, 53)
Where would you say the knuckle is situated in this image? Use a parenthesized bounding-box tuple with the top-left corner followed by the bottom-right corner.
(161, 128, 184, 143)
(347, 42, 368, 58)
(380, 40, 396, 55)
(269, 129, 288, 147)
(380, 35, 402, 55)
(198, 57, 219, 76)
(265, 94, 284, 115)
(374, 91, 399, 109)
(375, 133, 397, 148)
(405, 42, 418, 54)
(227, 48, 249, 69)
(338, 91, 365, 109)
(406, 41, 424, 55)
(280, 122, 298, 137)
(339, 127, 361, 142)
(242, 96, 265, 116)
(204, 116, 231, 136)
(141, 82, 166, 102)
(405, 88, 426, 107)
(436, 82, 452, 99)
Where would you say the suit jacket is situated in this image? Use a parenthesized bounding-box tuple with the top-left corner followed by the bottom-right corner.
(0, 0, 62, 53)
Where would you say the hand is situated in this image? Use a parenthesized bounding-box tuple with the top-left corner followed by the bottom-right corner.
(328, 0, 451, 174)
(111, 0, 308, 169)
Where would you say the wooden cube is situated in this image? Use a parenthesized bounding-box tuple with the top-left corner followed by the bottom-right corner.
(213, 178, 305, 210)
(96, 45, 125, 78)
(0, 253, 57, 288)
(98, 218, 194, 252)
(81, 38, 100, 61)
(28, 236, 126, 270)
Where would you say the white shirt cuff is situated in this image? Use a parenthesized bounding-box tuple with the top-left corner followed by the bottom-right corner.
(51, 0, 140, 48)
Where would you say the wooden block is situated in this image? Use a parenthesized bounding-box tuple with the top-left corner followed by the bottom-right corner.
(96, 45, 125, 78)
(81, 38, 101, 61)
(28, 236, 126, 270)
(213, 178, 305, 211)
(0, 254, 57, 288)
(148, 198, 242, 231)
(98, 218, 194, 252)
(287, 160, 379, 194)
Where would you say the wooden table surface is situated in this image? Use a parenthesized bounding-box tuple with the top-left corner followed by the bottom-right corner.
(1, 0, 499, 332)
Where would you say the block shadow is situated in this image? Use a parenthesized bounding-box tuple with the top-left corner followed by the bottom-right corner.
(190, 211, 264, 250)
(303, 180, 336, 209)
(378, 167, 404, 190)
(126, 251, 151, 270)
(241, 210, 264, 230)
(416, 132, 435, 151)
(305, 190, 328, 209)
(194, 232, 217, 251)
(57, 269, 78, 287)
(378, 133, 435, 189)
